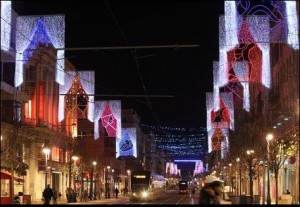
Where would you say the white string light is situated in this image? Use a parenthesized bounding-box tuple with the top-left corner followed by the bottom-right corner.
(1, 1, 12, 52)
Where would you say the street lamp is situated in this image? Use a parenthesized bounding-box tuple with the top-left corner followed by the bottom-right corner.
(43, 145, 50, 188)
(229, 163, 233, 195)
(236, 158, 241, 196)
(92, 161, 97, 200)
(105, 166, 111, 199)
(266, 133, 273, 205)
(127, 170, 131, 193)
(246, 149, 255, 204)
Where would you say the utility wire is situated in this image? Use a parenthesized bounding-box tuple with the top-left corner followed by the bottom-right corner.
(105, 1, 162, 125)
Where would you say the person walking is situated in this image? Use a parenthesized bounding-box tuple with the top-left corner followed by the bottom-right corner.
(198, 176, 224, 205)
(52, 189, 58, 204)
(114, 187, 119, 199)
(43, 184, 53, 205)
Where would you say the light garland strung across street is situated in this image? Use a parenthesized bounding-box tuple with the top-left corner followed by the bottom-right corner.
(15, 15, 65, 87)
(1, 1, 12, 52)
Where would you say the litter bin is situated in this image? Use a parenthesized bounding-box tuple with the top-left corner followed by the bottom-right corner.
(23, 194, 31, 204)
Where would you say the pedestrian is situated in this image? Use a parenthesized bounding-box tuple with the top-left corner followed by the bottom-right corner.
(43, 184, 53, 205)
(198, 176, 224, 205)
(58, 192, 62, 200)
(114, 187, 119, 199)
(52, 189, 58, 204)
(65, 187, 70, 202)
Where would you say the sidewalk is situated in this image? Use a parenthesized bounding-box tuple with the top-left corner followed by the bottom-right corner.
(31, 195, 129, 205)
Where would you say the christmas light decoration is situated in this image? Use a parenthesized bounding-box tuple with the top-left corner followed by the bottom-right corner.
(58, 71, 76, 122)
(117, 128, 137, 158)
(1, 1, 11, 52)
(78, 71, 95, 122)
(94, 100, 121, 140)
(286, 1, 299, 50)
(15, 15, 65, 87)
(207, 127, 228, 155)
(207, 92, 234, 131)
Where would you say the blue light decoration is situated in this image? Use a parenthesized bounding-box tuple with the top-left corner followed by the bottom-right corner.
(15, 15, 65, 87)
(116, 128, 137, 158)
(140, 124, 207, 159)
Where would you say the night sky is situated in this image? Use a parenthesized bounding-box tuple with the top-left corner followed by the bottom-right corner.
(15, 1, 224, 128)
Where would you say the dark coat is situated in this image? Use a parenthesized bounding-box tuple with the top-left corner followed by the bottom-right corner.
(198, 186, 220, 205)
(43, 186, 53, 199)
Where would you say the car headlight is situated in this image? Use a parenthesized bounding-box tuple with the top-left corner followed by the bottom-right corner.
(142, 191, 148, 198)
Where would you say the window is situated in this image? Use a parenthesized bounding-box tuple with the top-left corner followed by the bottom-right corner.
(51, 147, 60, 162)
(1, 179, 10, 197)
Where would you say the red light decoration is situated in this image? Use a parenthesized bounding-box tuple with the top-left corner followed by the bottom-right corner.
(101, 102, 117, 137)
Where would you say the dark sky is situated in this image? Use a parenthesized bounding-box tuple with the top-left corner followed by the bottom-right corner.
(15, 1, 224, 128)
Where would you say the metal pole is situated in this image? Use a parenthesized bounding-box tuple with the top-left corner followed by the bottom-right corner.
(45, 153, 48, 188)
(267, 141, 271, 205)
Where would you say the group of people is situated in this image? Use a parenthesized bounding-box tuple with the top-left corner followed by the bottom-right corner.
(42, 184, 61, 205)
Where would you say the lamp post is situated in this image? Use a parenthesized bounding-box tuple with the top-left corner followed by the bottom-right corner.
(236, 158, 241, 196)
(92, 161, 97, 200)
(229, 163, 233, 195)
(266, 133, 273, 205)
(105, 166, 110, 199)
(246, 149, 255, 204)
(43, 145, 50, 188)
(127, 170, 131, 193)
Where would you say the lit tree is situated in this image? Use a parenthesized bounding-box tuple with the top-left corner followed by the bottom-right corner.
(267, 127, 298, 204)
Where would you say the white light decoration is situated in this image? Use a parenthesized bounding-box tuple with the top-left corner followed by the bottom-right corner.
(244, 16, 270, 88)
(233, 61, 250, 111)
(58, 71, 76, 122)
(225, 1, 239, 50)
(220, 128, 229, 158)
(117, 128, 137, 158)
(44, 15, 65, 85)
(1, 1, 11, 52)
(206, 92, 214, 132)
(235, 0, 299, 50)
(286, 1, 299, 50)
(78, 71, 95, 122)
(220, 92, 234, 130)
(207, 91, 234, 131)
(94, 100, 121, 140)
(213, 61, 220, 111)
(207, 129, 214, 153)
(15, 15, 65, 87)
(194, 160, 204, 175)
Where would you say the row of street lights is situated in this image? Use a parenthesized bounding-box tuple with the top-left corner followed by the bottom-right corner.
(224, 133, 275, 204)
